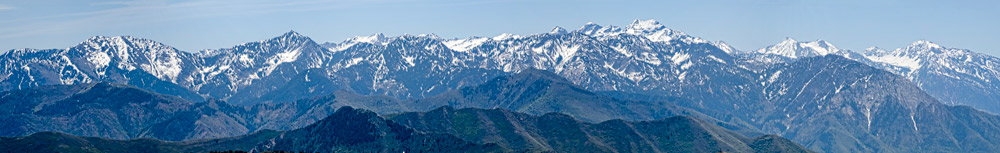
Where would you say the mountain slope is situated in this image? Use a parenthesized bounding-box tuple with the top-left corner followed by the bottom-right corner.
(3, 20, 757, 107)
(195, 31, 338, 105)
(735, 38, 869, 72)
(389, 107, 813, 153)
(754, 55, 1000, 152)
(0, 82, 248, 141)
(410, 68, 700, 123)
(742, 39, 1000, 115)
(0, 36, 205, 102)
(863, 41, 1000, 114)
(0, 107, 504, 153)
(248, 69, 730, 131)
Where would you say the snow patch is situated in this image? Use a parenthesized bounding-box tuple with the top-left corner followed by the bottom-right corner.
(239, 55, 253, 64)
(403, 56, 416, 67)
(354, 34, 385, 44)
(671, 53, 690, 65)
(261, 48, 301, 74)
(628, 19, 664, 31)
(555, 45, 581, 64)
(88, 52, 111, 70)
(344, 57, 364, 68)
(638, 52, 661, 65)
(492, 33, 521, 40)
(768, 70, 782, 84)
(442, 37, 488, 52)
(610, 46, 633, 57)
(867, 55, 922, 71)
(707, 55, 726, 64)
(681, 62, 693, 70)
(331, 42, 357, 52)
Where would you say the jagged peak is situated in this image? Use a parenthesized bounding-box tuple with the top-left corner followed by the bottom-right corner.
(280, 30, 303, 37)
(712, 41, 737, 53)
(865, 46, 885, 52)
(579, 22, 603, 30)
(815, 39, 830, 44)
(86, 35, 137, 41)
(492, 33, 521, 40)
(803, 39, 837, 50)
(339, 33, 392, 46)
(81, 35, 162, 46)
(1, 48, 44, 56)
(576, 22, 621, 36)
(777, 37, 798, 44)
(271, 30, 312, 42)
(757, 37, 841, 58)
(628, 19, 666, 31)
(549, 26, 568, 34)
(73, 35, 180, 53)
(906, 40, 944, 50)
(417, 33, 440, 39)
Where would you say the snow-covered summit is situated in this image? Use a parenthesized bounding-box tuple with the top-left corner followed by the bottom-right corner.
(573, 19, 709, 45)
(346, 33, 390, 45)
(860, 40, 1000, 110)
(492, 33, 522, 40)
(864, 40, 966, 58)
(754, 38, 842, 58)
(549, 26, 568, 34)
(907, 40, 944, 51)
(627, 19, 667, 32)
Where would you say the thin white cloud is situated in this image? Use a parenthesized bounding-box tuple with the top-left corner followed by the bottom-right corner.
(0, 0, 505, 39)
(90, 0, 170, 7)
(0, 4, 14, 11)
(0, 0, 353, 38)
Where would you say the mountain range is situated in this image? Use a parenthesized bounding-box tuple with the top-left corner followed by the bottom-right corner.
(3, 19, 1000, 152)
(388, 106, 812, 153)
(746, 38, 1000, 114)
(0, 107, 506, 153)
(0, 68, 744, 141)
(0, 104, 812, 153)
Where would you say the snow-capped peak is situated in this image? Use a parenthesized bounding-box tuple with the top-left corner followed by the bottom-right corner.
(1, 48, 43, 57)
(576, 22, 622, 36)
(440, 33, 520, 52)
(418, 33, 441, 39)
(577, 22, 604, 35)
(81, 36, 155, 47)
(269, 30, 314, 45)
(776, 37, 798, 45)
(492, 33, 521, 40)
(867, 40, 952, 57)
(628, 19, 666, 31)
(348, 33, 389, 45)
(73, 35, 188, 81)
(550, 26, 568, 34)
(712, 41, 737, 54)
(442, 37, 489, 52)
(862, 43, 925, 72)
(865, 46, 884, 52)
(755, 38, 841, 58)
(802, 40, 838, 54)
(905, 40, 944, 51)
(621, 19, 707, 44)
(280, 30, 304, 38)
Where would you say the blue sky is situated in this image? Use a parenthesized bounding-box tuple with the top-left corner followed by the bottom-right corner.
(1, 0, 998, 55)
